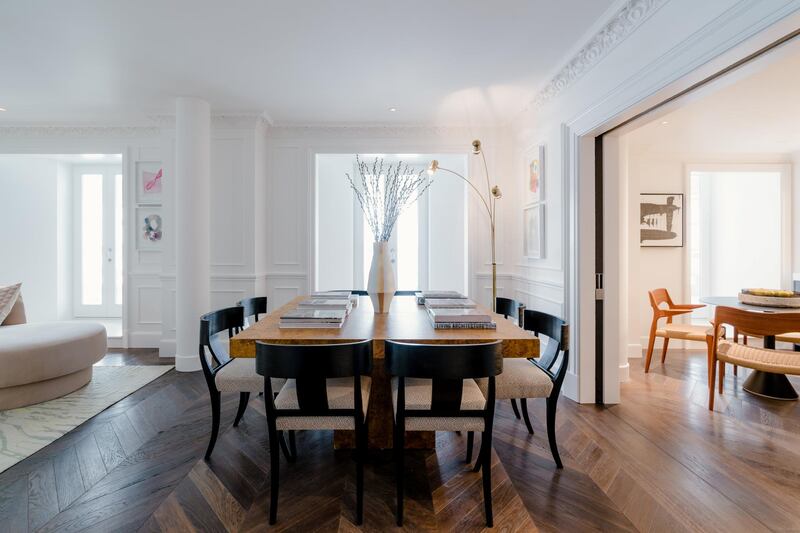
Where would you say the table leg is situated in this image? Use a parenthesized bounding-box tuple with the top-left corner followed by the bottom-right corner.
(334, 362, 435, 449)
(741, 335, 799, 401)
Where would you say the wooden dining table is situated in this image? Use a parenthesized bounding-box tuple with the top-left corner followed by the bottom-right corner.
(230, 295, 540, 448)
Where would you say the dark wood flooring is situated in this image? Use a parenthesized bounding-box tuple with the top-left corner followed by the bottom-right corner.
(1, 348, 800, 532)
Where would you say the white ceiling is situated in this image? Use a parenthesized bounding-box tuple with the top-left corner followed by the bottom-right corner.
(0, 0, 616, 126)
(624, 42, 800, 155)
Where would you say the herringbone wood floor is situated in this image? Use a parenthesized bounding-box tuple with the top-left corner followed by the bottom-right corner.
(1, 348, 800, 532)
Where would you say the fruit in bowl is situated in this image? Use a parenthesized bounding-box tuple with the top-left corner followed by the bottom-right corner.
(741, 288, 798, 298)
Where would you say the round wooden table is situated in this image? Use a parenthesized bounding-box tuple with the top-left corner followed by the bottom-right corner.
(701, 296, 800, 400)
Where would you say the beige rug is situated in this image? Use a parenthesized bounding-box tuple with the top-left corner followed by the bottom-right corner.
(0, 365, 172, 473)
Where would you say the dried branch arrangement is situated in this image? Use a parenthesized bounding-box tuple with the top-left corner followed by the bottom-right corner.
(346, 155, 432, 242)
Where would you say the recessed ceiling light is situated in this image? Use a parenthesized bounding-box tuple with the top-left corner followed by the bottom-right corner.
(388, 107, 397, 112)
(661, 120, 669, 125)
(0, 108, 6, 112)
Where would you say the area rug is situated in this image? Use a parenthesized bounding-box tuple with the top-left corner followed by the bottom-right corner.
(0, 365, 172, 473)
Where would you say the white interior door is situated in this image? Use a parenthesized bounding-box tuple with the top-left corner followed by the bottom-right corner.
(73, 165, 123, 317)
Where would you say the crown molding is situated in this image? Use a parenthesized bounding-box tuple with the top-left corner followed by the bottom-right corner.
(0, 125, 161, 138)
(265, 123, 499, 140)
(147, 112, 272, 130)
(523, 0, 668, 113)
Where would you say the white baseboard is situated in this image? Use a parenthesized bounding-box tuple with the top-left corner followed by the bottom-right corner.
(159, 338, 175, 357)
(628, 343, 643, 359)
(175, 353, 201, 372)
(562, 371, 578, 402)
(127, 331, 161, 349)
(619, 361, 630, 382)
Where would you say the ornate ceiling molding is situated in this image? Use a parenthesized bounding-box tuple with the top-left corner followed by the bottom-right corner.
(525, 0, 668, 112)
(266, 124, 493, 140)
(147, 112, 272, 129)
(0, 125, 161, 138)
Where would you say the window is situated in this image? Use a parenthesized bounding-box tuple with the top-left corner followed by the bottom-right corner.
(315, 154, 468, 294)
(689, 166, 790, 321)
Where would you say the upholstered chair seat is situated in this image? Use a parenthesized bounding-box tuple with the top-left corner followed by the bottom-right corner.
(273, 376, 371, 430)
(477, 358, 553, 400)
(215, 357, 286, 393)
(391, 377, 486, 431)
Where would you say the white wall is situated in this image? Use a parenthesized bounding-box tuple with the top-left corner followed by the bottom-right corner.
(0, 157, 60, 322)
(316, 154, 356, 291)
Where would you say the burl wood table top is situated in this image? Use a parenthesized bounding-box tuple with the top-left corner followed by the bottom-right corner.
(230, 295, 539, 358)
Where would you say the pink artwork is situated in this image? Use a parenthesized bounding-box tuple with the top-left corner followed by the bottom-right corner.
(143, 168, 162, 194)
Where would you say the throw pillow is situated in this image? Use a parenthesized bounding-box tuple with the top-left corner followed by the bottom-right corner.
(3, 293, 26, 325)
(0, 283, 22, 325)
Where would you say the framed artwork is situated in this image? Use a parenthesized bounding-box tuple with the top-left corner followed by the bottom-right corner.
(523, 203, 544, 259)
(136, 207, 163, 250)
(640, 193, 683, 247)
(526, 144, 545, 204)
(135, 161, 163, 204)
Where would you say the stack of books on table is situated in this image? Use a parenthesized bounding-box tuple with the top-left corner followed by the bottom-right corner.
(279, 309, 347, 329)
(424, 298, 477, 309)
(415, 290, 466, 305)
(309, 290, 359, 307)
(427, 308, 496, 330)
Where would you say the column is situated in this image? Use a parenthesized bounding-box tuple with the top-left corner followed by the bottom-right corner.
(174, 97, 210, 372)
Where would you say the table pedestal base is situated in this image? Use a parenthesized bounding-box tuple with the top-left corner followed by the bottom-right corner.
(742, 370, 799, 401)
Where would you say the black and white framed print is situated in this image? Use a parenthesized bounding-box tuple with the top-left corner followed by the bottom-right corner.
(640, 193, 683, 247)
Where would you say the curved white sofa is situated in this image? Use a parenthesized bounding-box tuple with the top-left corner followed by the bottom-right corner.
(0, 321, 107, 410)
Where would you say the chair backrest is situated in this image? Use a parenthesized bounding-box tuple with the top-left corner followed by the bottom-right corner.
(256, 340, 373, 415)
(237, 296, 267, 324)
(198, 306, 244, 382)
(496, 297, 524, 325)
(523, 309, 569, 388)
(385, 340, 501, 415)
(713, 306, 800, 341)
(648, 288, 674, 311)
(340, 289, 369, 296)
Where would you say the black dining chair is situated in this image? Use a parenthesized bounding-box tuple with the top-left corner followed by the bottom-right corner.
(199, 307, 288, 460)
(385, 340, 502, 527)
(237, 296, 267, 326)
(495, 297, 526, 419)
(476, 309, 569, 468)
(256, 340, 373, 525)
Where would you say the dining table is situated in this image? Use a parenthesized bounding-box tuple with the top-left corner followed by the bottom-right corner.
(229, 294, 540, 448)
(701, 296, 800, 400)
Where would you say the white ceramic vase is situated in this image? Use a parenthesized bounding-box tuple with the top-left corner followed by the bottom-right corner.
(367, 241, 396, 313)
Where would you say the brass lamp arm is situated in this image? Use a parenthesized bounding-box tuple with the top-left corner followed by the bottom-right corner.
(436, 166, 493, 222)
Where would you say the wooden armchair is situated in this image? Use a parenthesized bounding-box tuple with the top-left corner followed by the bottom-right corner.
(709, 306, 800, 409)
(645, 288, 710, 373)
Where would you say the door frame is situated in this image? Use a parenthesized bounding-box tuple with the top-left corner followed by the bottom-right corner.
(565, 22, 800, 404)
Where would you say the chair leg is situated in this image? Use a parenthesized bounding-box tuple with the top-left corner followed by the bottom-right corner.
(520, 398, 534, 435)
(268, 422, 280, 525)
(278, 431, 296, 463)
(395, 421, 405, 527)
(465, 431, 474, 463)
(233, 392, 250, 427)
(472, 436, 485, 473)
(708, 354, 717, 410)
(660, 337, 670, 364)
(706, 337, 714, 393)
(733, 364, 738, 376)
(204, 390, 221, 460)
(644, 325, 658, 373)
(481, 430, 493, 528)
(718, 360, 725, 394)
(288, 430, 297, 459)
(355, 421, 365, 525)
(510, 398, 521, 419)
(546, 396, 563, 468)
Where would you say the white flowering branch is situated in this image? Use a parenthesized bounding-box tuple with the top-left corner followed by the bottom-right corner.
(346, 155, 432, 242)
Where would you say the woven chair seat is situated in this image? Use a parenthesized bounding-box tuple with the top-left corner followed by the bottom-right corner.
(656, 324, 714, 342)
(717, 341, 800, 375)
(477, 358, 552, 400)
